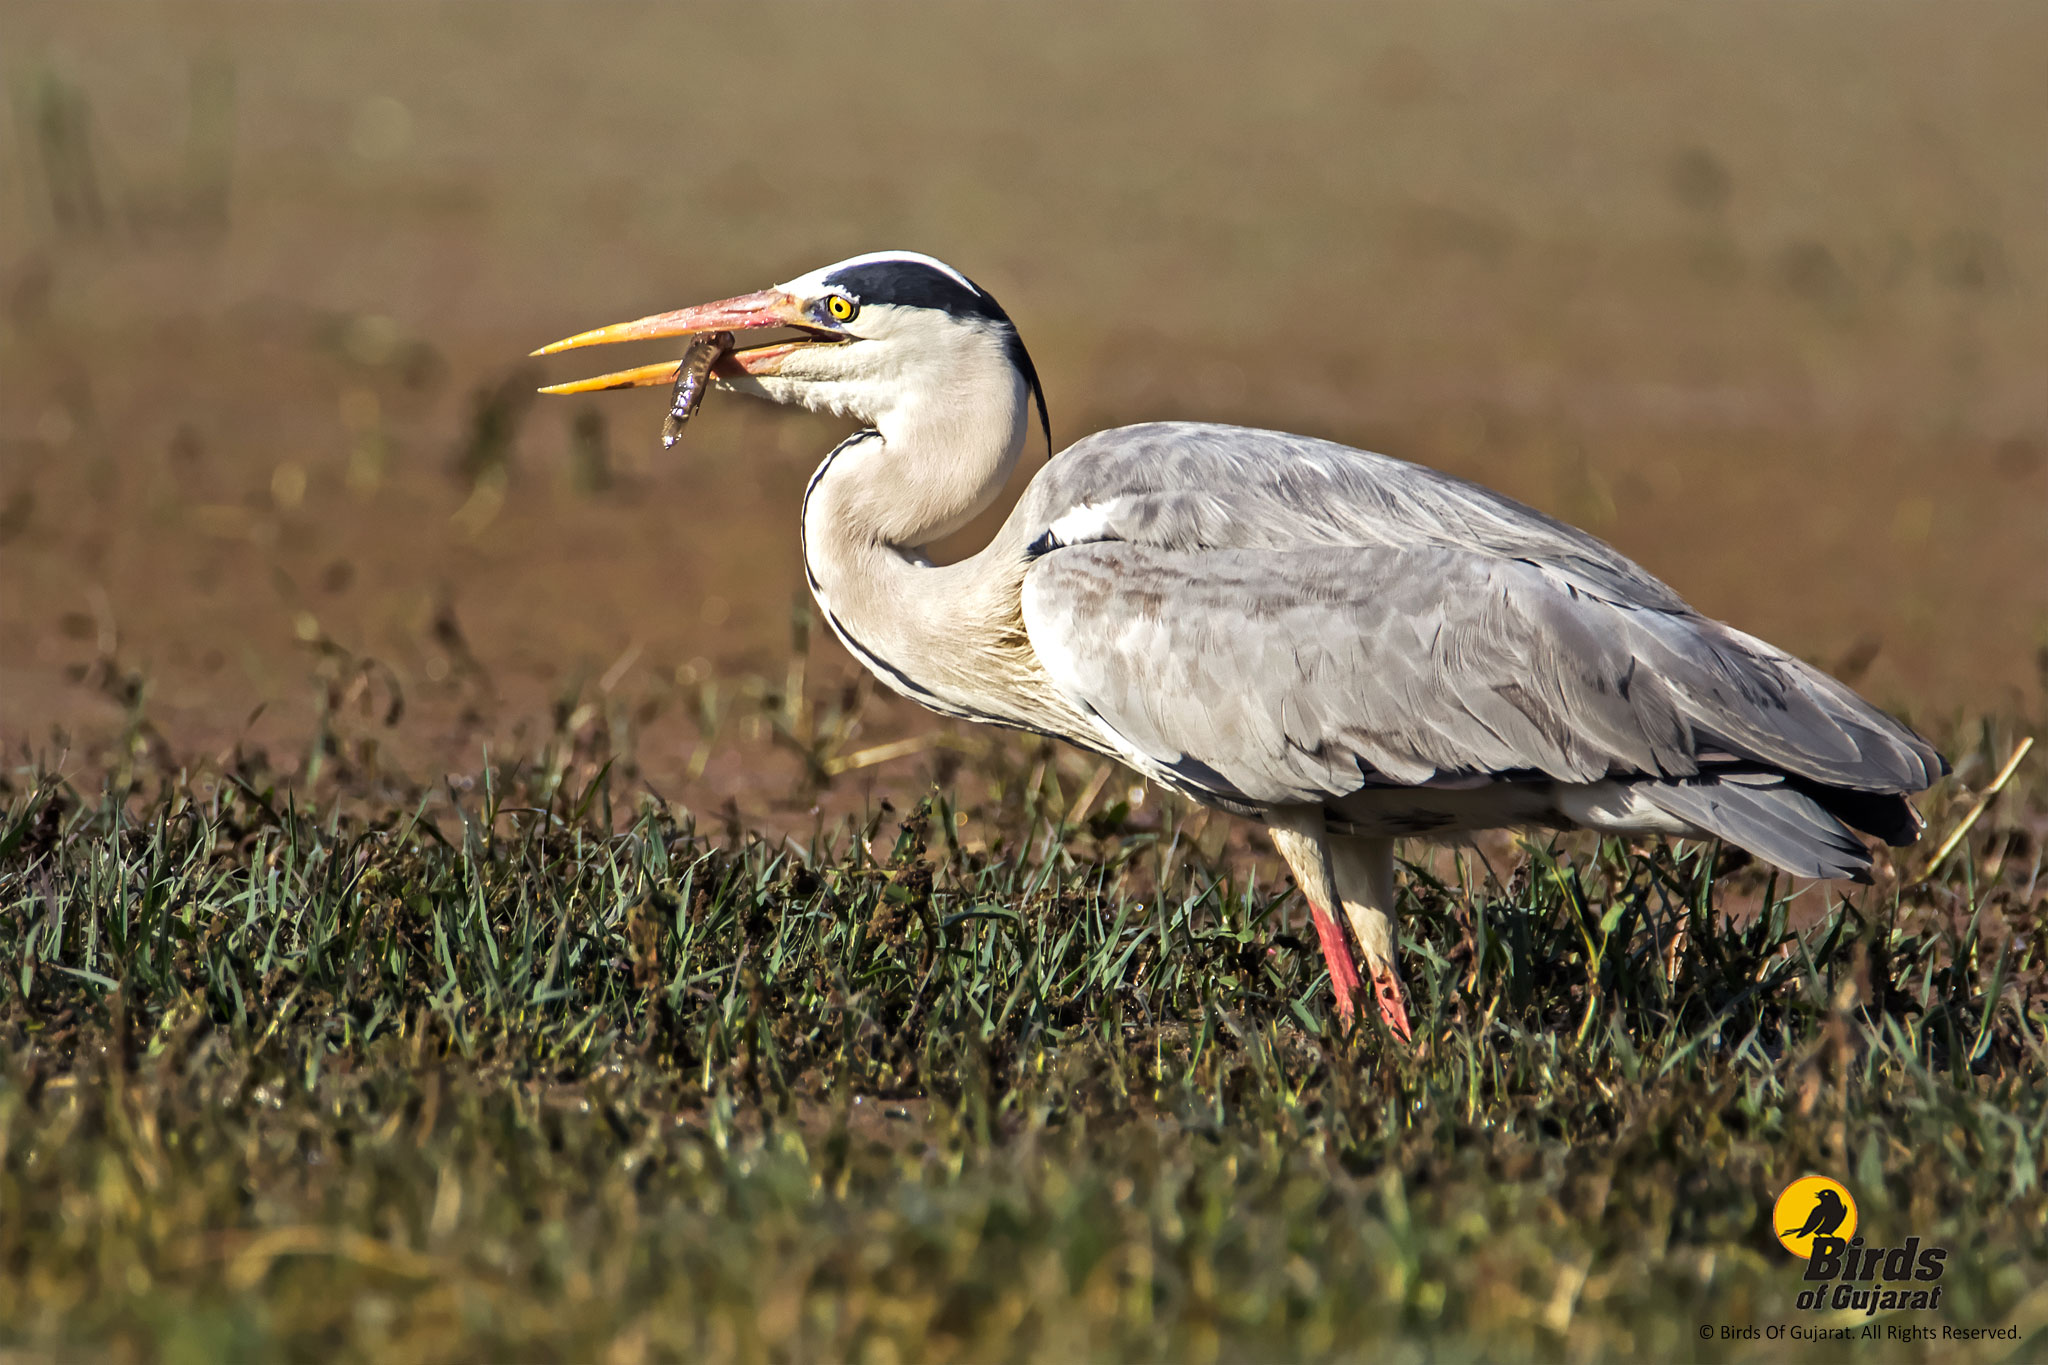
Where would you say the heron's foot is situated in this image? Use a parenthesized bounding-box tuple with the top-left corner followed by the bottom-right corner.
(1367, 961, 1413, 1042)
(1308, 905, 1361, 1025)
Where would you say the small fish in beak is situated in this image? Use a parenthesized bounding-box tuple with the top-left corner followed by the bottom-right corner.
(661, 330, 734, 449)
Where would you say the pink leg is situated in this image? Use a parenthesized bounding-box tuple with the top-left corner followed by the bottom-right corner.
(1309, 904, 1362, 1025)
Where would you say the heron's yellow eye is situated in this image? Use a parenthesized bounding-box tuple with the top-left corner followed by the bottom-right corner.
(826, 295, 857, 322)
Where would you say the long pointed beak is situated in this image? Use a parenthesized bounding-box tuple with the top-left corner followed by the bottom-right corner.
(531, 288, 819, 394)
(531, 289, 806, 356)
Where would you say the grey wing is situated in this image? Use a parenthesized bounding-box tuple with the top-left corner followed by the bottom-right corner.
(1016, 421, 1941, 803)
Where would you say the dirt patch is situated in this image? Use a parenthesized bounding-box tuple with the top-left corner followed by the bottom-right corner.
(5, 3, 2044, 833)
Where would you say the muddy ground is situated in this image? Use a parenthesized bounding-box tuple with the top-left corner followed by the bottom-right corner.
(4, 3, 2044, 837)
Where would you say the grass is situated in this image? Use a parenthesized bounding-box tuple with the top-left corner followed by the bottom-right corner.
(1, 716, 2044, 1363)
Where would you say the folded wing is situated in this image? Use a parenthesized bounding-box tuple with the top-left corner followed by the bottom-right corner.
(1014, 422, 1944, 876)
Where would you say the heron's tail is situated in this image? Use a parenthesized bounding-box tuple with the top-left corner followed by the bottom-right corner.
(1635, 774, 1923, 882)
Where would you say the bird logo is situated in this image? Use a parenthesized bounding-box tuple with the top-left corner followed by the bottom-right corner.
(1773, 1175, 1859, 1259)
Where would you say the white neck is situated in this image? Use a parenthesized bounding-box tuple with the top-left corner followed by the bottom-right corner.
(823, 344, 1030, 547)
(794, 348, 1076, 733)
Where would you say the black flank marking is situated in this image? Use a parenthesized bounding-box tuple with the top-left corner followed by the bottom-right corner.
(1162, 753, 1253, 807)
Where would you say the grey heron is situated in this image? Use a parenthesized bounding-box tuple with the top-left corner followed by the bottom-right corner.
(535, 250, 1945, 1040)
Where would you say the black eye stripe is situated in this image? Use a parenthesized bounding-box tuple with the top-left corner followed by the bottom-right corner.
(819, 259, 1010, 325)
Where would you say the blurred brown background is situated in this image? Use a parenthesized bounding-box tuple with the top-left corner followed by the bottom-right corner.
(3, 3, 2043, 825)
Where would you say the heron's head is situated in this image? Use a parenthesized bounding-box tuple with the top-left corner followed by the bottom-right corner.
(534, 251, 1049, 451)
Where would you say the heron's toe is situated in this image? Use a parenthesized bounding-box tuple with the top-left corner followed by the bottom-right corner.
(1369, 964, 1414, 1043)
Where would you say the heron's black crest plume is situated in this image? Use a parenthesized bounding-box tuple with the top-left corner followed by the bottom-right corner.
(1010, 331, 1053, 458)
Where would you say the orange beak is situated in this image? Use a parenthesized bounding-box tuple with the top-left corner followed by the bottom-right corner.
(530, 288, 833, 395)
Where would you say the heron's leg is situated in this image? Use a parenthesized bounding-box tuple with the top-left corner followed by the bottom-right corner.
(1266, 808, 1361, 1026)
(1330, 835, 1412, 1041)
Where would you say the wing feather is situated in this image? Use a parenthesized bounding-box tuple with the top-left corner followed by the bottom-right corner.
(1013, 423, 1942, 807)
